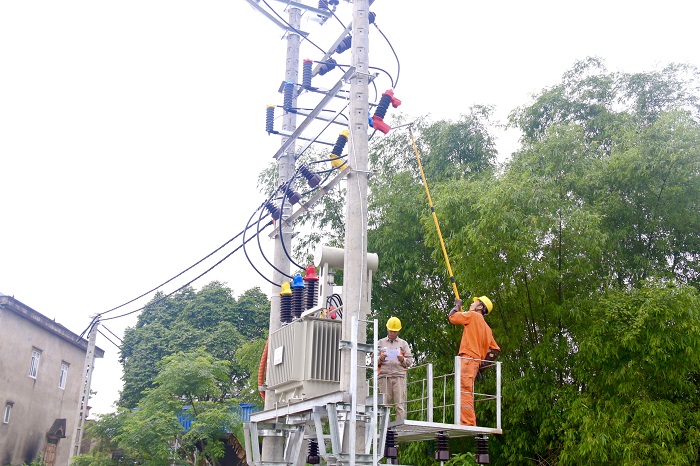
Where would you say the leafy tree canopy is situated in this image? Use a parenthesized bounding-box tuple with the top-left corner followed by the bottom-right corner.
(119, 282, 269, 409)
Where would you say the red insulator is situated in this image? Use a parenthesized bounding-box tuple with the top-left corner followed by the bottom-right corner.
(302, 59, 313, 89)
(372, 89, 402, 135)
(303, 265, 319, 310)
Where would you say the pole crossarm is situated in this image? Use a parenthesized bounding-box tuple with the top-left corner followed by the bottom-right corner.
(272, 67, 355, 160)
(270, 165, 352, 238)
(310, 0, 377, 76)
(243, 0, 310, 36)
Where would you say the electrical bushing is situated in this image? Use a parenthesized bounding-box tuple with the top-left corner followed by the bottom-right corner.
(300, 165, 322, 188)
(265, 105, 275, 134)
(317, 58, 336, 76)
(285, 187, 301, 205)
(434, 433, 449, 461)
(264, 200, 281, 220)
(283, 81, 294, 112)
(335, 35, 352, 54)
(384, 428, 398, 460)
(307, 439, 320, 464)
(291, 273, 305, 318)
(280, 281, 293, 324)
(330, 130, 349, 170)
(475, 436, 490, 464)
(372, 89, 402, 134)
(302, 59, 313, 89)
(303, 264, 319, 311)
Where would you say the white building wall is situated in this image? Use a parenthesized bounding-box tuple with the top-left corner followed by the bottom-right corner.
(0, 297, 103, 466)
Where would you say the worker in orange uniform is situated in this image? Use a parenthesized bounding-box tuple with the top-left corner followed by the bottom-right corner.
(448, 296, 500, 426)
(378, 317, 413, 422)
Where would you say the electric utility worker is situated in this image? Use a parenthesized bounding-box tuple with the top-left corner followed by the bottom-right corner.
(377, 317, 414, 422)
(448, 296, 500, 426)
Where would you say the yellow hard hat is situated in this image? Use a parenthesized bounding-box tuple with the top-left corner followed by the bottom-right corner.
(473, 296, 493, 315)
(386, 316, 402, 331)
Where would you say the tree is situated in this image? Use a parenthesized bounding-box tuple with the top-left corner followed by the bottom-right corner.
(119, 283, 269, 409)
(75, 349, 246, 466)
(360, 59, 700, 464)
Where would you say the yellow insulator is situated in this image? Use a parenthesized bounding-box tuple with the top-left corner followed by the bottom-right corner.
(280, 281, 292, 295)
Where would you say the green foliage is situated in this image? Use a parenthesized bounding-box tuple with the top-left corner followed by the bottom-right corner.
(82, 350, 246, 465)
(367, 111, 499, 363)
(362, 59, 700, 464)
(119, 282, 269, 409)
(234, 338, 268, 404)
(257, 148, 346, 265)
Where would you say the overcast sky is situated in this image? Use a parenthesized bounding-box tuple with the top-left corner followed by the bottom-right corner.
(1, 0, 697, 416)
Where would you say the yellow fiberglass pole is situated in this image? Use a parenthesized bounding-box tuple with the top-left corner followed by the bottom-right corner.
(408, 125, 460, 302)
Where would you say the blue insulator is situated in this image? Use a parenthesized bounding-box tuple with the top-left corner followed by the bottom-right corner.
(285, 187, 302, 205)
(318, 58, 336, 76)
(300, 165, 321, 188)
(266, 105, 275, 134)
(335, 35, 352, 54)
(264, 200, 281, 220)
(283, 81, 294, 112)
(369, 11, 376, 24)
(291, 273, 305, 318)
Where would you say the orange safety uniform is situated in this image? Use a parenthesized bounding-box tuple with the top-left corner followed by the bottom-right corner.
(449, 310, 500, 426)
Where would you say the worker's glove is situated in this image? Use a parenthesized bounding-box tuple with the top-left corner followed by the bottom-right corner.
(449, 299, 463, 317)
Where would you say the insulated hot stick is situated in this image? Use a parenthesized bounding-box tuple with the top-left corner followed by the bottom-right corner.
(409, 125, 461, 303)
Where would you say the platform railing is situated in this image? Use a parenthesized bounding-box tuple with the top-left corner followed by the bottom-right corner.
(402, 357, 502, 430)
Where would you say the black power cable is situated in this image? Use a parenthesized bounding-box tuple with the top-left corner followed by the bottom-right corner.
(278, 172, 306, 271)
(101, 219, 275, 323)
(244, 190, 294, 281)
(95, 216, 270, 319)
(373, 22, 401, 89)
(97, 329, 121, 351)
(101, 325, 124, 344)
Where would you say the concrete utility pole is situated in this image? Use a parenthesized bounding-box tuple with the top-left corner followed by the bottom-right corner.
(341, 0, 370, 456)
(69, 319, 98, 459)
(262, 5, 300, 464)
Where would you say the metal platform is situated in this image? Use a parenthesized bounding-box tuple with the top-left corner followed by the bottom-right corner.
(389, 419, 501, 443)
